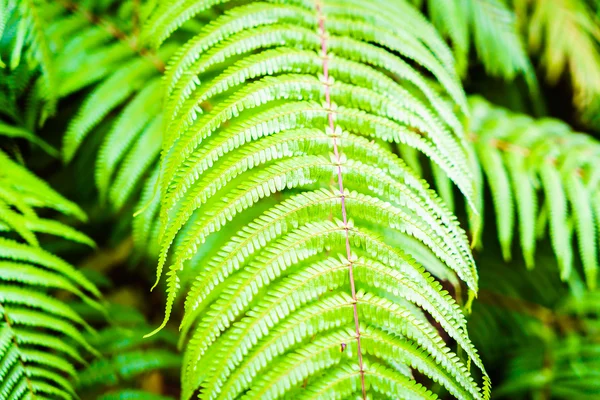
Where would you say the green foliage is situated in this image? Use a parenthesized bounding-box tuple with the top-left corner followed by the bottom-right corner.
(43, 0, 166, 214)
(149, 0, 490, 399)
(512, 0, 600, 127)
(0, 0, 57, 120)
(422, 0, 600, 129)
(40, 1, 174, 260)
(498, 333, 600, 399)
(3, 0, 600, 399)
(0, 147, 101, 399)
(3, 0, 166, 217)
(421, 0, 534, 85)
(77, 303, 180, 399)
(464, 97, 600, 288)
(0, 0, 170, 260)
(468, 254, 600, 400)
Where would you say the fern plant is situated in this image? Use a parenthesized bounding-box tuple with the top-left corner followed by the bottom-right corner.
(512, 0, 600, 127)
(1, 0, 166, 217)
(462, 97, 599, 288)
(420, 0, 534, 85)
(47, 0, 165, 208)
(468, 252, 600, 400)
(0, 147, 102, 399)
(421, 0, 600, 129)
(0, 0, 58, 121)
(6, 0, 600, 399)
(44, 0, 177, 259)
(75, 302, 180, 400)
(1, 0, 173, 260)
(144, 0, 491, 398)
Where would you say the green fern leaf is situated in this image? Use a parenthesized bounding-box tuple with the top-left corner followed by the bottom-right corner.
(39, 2, 172, 219)
(149, 1, 489, 399)
(515, 0, 600, 120)
(77, 303, 180, 400)
(62, 56, 159, 163)
(0, 149, 101, 399)
(423, 0, 535, 86)
(11, 0, 58, 118)
(466, 97, 600, 288)
(0, 121, 58, 157)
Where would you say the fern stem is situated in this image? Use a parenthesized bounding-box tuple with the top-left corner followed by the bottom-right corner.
(315, 1, 366, 397)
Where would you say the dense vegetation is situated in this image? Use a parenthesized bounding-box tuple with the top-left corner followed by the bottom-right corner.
(1, 0, 600, 399)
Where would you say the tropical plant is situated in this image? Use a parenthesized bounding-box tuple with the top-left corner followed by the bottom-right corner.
(421, 0, 534, 83)
(468, 252, 600, 400)
(76, 302, 181, 400)
(2, 0, 600, 399)
(512, 0, 600, 128)
(147, 1, 494, 399)
(0, 147, 101, 398)
(463, 97, 598, 287)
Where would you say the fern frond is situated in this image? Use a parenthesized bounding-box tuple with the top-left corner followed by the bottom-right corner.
(514, 0, 600, 118)
(77, 303, 180, 400)
(423, 0, 534, 84)
(94, 78, 163, 203)
(0, 149, 86, 221)
(2, 0, 166, 216)
(0, 1, 59, 130)
(48, 1, 170, 218)
(2, 0, 161, 160)
(150, 1, 489, 399)
(466, 97, 600, 288)
(5, 0, 58, 119)
(0, 148, 102, 399)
